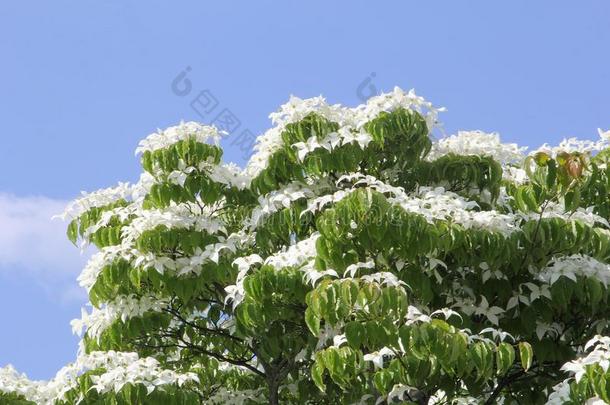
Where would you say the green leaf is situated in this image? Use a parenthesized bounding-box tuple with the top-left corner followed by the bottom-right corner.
(472, 342, 492, 378)
(345, 322, 363, 349)
(67, 220, 79, 245)
(518, 342, 533, 371)
(585, 277, 604, 310)
(311, 361, 326, 392)
(496, 343, 516, 375)
(305, 307, 321, 336)
(373, 370, 392, 394)
(546, 159, 557, 189)
(565, 188, 581, 212)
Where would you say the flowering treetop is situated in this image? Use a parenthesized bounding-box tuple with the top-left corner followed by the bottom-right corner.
(2, 87, 610, 404)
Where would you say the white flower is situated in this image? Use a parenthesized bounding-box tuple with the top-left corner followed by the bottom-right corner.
(473, 296, 504, 326)
(479, 327, 514, 343)
(302, 189, 352, 217)
(561, 357, 589, 382)
(58, 182, 133, 220)
(71, 295, 168, 340)
(360, 272, 406, 288)
(598, 128, 610, 141)
(344, 260, 375, 277)
(406, 306, 432, 325)
(249, 183, 316, 228)
(302, 266, 339, 286)
(427, 130, 527, 166)
(387, 384, 416, 402)
(546, 381, 571, 404)
(533, 130, 610, 157)
(431, 308, 463, 322)
(520, 282, 551, 302)
(207, 163, 251, 189)
(332, 334, 348, 347)
(245, 87, 443, 177)
(340, 128, 373, 149)
(539, 255, 610, 287)
(503, 166, 529, 184)
(135, 121, 221, 155)
(585, 397, 607, 405)
(363, 347, 395, 369)
(0, 352, 198, 405)
(293, 136, 322, 161)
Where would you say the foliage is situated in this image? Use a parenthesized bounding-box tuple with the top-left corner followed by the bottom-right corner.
(2, 88, 610, 404)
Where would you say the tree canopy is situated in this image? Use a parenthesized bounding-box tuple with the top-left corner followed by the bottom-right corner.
(2, 88, 610, 404)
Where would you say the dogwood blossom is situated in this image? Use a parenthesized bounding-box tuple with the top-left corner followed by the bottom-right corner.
(560, 335, 610, 384)
(533, 132, 610, 157)
(539, 254, 610, 287)
(427, 130, 527, 166)
(248, 183, 316, 228)
(58, 182, 133, 221)
(71, 294, 169, 340)
(135, 121, 221, 154)
(0, 351, 198, 405)
(363, 347, 395, 369)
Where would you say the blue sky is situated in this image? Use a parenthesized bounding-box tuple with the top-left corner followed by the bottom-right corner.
(1, 1, 609, 380)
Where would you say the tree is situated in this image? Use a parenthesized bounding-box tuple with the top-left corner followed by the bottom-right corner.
(2, 87, 610, 404)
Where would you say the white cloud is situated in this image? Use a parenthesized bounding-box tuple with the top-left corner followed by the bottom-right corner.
(0, 193, 89, 302)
